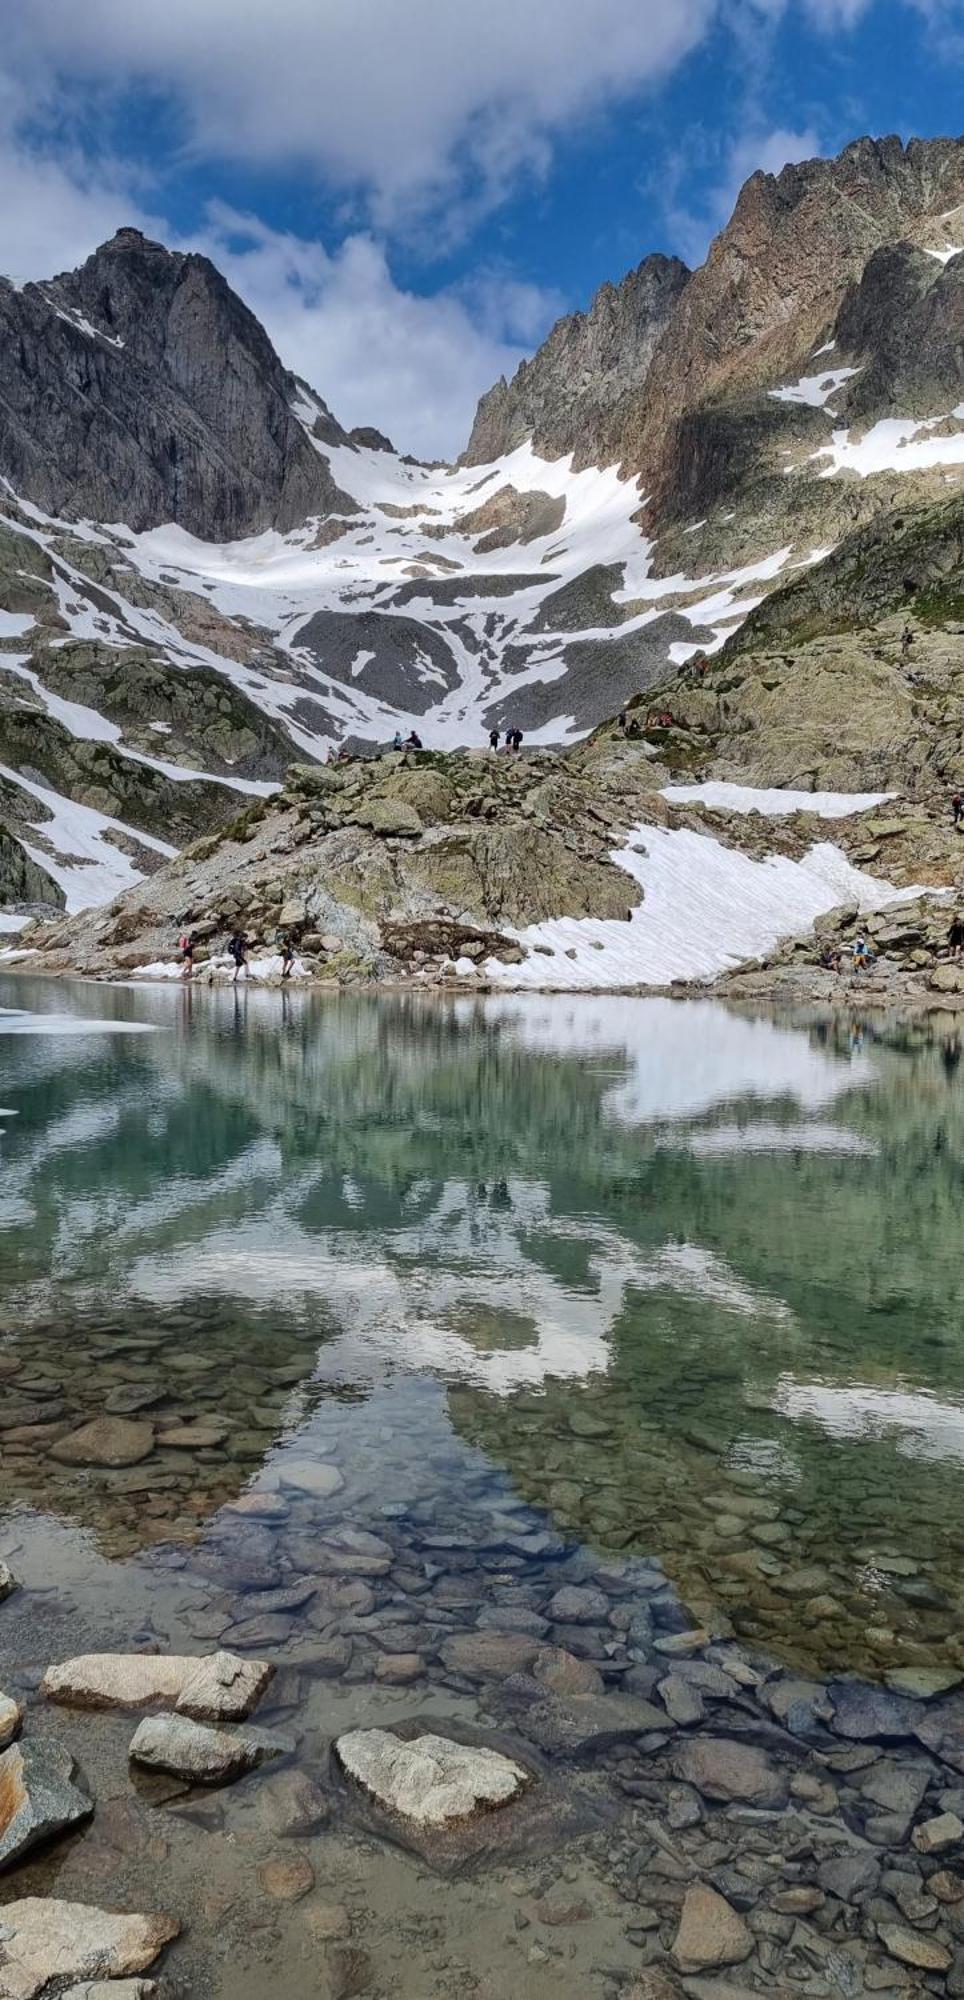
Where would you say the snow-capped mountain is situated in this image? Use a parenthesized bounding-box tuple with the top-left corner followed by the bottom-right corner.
(0, 135, 962, 918)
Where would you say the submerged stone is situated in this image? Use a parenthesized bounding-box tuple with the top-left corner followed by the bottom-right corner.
(336, 1728, 527, 1827)
(0, 1740, 93, 1871)
(0, 1897, 178, 1998)
(673, 1735, 787, 1807)
(128, 1714, 291, 1784)
(48, 1418, 155, 1467)
(671, 1884, 753, 1971)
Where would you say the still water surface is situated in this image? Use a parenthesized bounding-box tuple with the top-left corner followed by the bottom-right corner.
(2, 977, 963, 1673)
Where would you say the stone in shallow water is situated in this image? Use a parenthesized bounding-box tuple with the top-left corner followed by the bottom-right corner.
(828, 1679, 920, 1742)
(310, 1526, 392, 1576)
(673, 1735, 787, 1808)
(440, 1632, 541, 1680)
(671, 1883, 753, 1971)
(531, 1648, 603, 1698)
(0, 1696, 22, 1750)
(877, 1923, 952, 1972)
(128, 1714, 291, 1784)
(885, 1667, 963, 1699)
(154, 1425, 228, 1449)
(0, 1898, 178, 1999)
(257, 1853, 315, 1902)
(914, 1811, 964, 1854)
(256, 1769, 330, 1837)
(336, 1729, 527, 1827)
(277, 1460, 345, 1499)
(49, 1418, 155, 1467)
(42, 1649, 272, 1721)
(0, 1740, 93, 1871)
(547, 1586, 608, 1624)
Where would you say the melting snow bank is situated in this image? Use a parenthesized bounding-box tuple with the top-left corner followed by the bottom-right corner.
(661, 782, 893, 818)
(132, 952, 308, 984)
(485, 823, 927, 992)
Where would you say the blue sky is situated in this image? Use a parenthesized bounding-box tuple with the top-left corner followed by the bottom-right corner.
(2, 1, 962, 456)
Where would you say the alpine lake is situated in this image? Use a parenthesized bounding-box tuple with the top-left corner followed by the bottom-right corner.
(3, 975, 964, 1999)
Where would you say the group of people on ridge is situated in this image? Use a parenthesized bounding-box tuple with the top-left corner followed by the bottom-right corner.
(489, 726, 523, 752)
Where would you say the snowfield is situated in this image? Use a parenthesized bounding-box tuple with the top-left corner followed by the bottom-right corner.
(485, 820, 927, 991)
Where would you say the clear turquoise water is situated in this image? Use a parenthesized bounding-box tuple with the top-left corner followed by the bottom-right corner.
(1, 977, 964, 1678)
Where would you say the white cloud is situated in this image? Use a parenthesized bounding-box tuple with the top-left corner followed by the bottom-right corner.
(6, 1, 717, 234)
(0, 141, 557, 459)
(191, 207, 562, 457)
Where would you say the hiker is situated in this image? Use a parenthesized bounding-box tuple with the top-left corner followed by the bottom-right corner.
(617, 709, 627, 732)
(178, 929, 195, 979)
(278, 931, 296, 980)
(488, 727, 499, 751)
(405, 730, 423, 750)
(504, 728, 514, 751)
(949, 914, 964, 959)
(953, 793, 964, 828)
(901, 624, 914, 656)
(227, 931, 249, 981)
(851, 933, 871, 974)
(392, 730, 403, 750)
(512, 727, 523, 752)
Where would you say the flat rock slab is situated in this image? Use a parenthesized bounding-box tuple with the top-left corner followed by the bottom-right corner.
(0, 1698, 22, 1751)
(507, 1690, 669, 1758)
(278, 1460, 345, 1498)
(48, 1418, 155, 1467)
(673, 1736, 787, 1808)
(0, 1898, 178, 2000)
(61, 1985, 156, 1998)
(0, 1741, 93, 1872)
(129, 1714, 292, 1785)
(42, 1649, 273, 1722)
(878, 1922, 952, 1972)
(440, 1632, 542, 1680)
(335, 1728, 527, 1827)
(311, 1526, 392, 1576)
(828, 1679, 920, 1741)
(672, 1885, 753, 1972)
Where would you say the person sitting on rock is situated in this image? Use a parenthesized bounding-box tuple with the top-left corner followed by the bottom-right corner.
(405, 730, 423, 750)
(851, 933, 872, 974)
(392, 730, 403, 750)
(228, 931, 249, 981)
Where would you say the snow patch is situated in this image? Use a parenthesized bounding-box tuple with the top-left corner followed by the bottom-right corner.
(486, 822, 927, 991)
(769, 367, 859, 409)
(662, 782, 893, 818)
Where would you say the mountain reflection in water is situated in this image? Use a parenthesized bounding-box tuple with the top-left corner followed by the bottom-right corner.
(1, 974, 963, 1676)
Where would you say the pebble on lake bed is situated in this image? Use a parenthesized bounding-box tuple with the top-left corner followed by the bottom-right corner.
(335, 1729, 528, 1827)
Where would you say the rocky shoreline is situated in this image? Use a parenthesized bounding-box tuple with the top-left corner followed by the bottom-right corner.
(5, 1419, 964, 1998)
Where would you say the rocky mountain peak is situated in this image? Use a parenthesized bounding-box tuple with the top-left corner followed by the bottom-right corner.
(0, 228, 354, 540)
(463, 250, 689, 466)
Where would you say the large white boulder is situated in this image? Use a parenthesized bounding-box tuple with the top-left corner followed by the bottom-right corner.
(335, 1729, 527, 1827)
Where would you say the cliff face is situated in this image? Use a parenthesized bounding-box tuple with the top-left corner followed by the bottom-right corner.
(465, 136, 964, 524)
(0, 228, 354, 538)
(464, 253, 690, 467)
